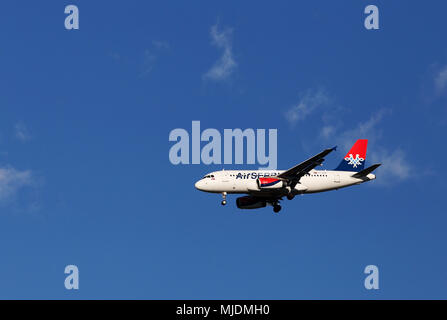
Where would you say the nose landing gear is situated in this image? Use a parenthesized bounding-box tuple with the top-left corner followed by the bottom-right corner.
(221, 192, 227, 206)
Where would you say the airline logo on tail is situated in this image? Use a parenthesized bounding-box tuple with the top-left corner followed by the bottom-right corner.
(335, 139, 368, 172)
(344, 154, 364, 168)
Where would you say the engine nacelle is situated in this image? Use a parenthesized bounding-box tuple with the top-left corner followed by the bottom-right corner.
(256, 177, 285, 190)
(236, 196, 266, 209)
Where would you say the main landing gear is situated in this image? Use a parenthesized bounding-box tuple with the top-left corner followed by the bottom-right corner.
(221, 192, 227, 206)
(273, 204, 282, 213)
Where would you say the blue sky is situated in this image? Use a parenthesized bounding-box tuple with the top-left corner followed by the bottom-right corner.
(0, 0, 446, 299)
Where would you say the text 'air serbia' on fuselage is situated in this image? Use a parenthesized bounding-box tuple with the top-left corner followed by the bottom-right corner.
(194, 139, 381, 213)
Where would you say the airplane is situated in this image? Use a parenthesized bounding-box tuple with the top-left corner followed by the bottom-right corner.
(194, 139, 381, 213)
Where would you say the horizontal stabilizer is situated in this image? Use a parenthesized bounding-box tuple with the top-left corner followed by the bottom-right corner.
(352, 163, 381, 178)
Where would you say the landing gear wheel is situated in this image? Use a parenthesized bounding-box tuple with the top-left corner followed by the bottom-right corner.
(287, 194, 295, 200)
(273, 205, 281, 213)
(221, 192, 227, 206)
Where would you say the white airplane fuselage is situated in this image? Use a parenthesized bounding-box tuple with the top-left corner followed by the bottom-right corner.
(195, 169, 376, 195)
(194, 139, 380, 212)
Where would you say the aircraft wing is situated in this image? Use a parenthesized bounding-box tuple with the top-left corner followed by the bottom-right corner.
(277, 146, 337, 184)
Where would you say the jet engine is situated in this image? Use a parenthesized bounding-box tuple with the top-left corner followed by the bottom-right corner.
(236, 196, 266, 209)
(256, 177, 285, 190)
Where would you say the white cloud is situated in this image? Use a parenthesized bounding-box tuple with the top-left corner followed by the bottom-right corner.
(140, 41, 170, 76)
(435, 65, 447, 93)
(109, 52, 121, 61)
(285, 89, 330, 125)
(14, 122, 31, 142)
(285, 87, 414, 185)
(324, 109, 390, 151)
(0, 166, 33, 202)
(317, 108, 411, 184)
(142, 49, 157, 75)
(152, 40, 170, 50)
(203, 23, 237, 81)
(320, 125, 336, 139)
(369, 148, 410, 182)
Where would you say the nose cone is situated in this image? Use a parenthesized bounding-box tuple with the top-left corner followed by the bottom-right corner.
(195, 180, 204, 191)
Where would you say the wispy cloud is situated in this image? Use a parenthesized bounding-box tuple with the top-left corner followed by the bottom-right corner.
(14, 122, 32, 142)
(109, 52, 121, 61)
(140, 40, 170, 76)
(141, 49, 157, 75)
(317, 108, 412, 184)
(434, 64, 447, 94)
(322, 108, 390, 151)
(369, 148, 410, 182)
(0, 124, 39, 207)
(285, 89, 331, 125)
(320, 125, 336, 139)
(286, 88, 412, 185)
(110, 40, 170, 75)
(0, 166, 33, 203)
(152, 40, 170, 50)
(203, 23, 237, 81)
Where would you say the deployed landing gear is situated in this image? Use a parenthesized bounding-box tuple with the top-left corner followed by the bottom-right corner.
(286, 194, 295, 200)
(273, 204, 282, 213)
(221, 192, 227, 206)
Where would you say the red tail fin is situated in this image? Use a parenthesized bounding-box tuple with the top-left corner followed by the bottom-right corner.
(334, 139, 368, 171)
